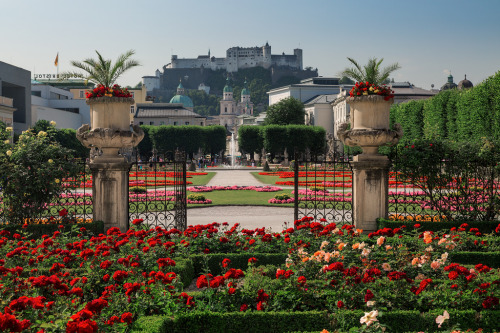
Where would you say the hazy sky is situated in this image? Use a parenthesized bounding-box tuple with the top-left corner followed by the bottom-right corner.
(1, 0, 499, 90)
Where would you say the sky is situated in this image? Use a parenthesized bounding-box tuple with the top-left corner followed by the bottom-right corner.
(1, 0, 499, 90)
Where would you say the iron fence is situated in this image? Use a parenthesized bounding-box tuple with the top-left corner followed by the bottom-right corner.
(0, 160, 93, 225)
(294, 147, 354, 226)
(389, 154, 500, 222)
(128, 150, 187, 230)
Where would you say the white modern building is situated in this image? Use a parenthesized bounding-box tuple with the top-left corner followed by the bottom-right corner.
(267, 77, 348, 106)
(304, 94, 337, 135)
(31, 83, 90, 129)
(0, 61, 31, 132)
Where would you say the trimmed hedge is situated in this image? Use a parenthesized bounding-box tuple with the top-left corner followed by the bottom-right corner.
(448, 252, 500, 268)
(190, 253, 288, 276)
(131, 310, 500, 333)
(132, 311, 331, 333)
(377, 219, 500, 234)
(0, 221, 105, 239)
(171, 258, 194, 288)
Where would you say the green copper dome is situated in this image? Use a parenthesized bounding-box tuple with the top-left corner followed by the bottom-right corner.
(241, 80, 250, 95)
(223, 77, 233, 93)
(169, 94, 194, 108)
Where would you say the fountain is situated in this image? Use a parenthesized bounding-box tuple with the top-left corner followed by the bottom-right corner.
(223, 131, 244, 169)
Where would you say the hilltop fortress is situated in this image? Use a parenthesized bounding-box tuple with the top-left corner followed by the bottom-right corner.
(166, 43, 303, 73)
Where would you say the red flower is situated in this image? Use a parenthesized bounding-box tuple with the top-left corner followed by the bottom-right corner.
(228, 287, 236, 295)
(132, 219, 143, 225)
(248, 257, 257, 263)
(365, 289, 375, 302)
(337, 300, 344, 308)
(59, 208, 68, 217)
(239, 304, 248, 312)
(222, 258, 231, 268)
(297, 276, 307, 286)
(120, 312, 133, 325)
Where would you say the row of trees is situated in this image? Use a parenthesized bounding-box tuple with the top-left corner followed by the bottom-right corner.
(391, 71, 500, 143)
(238, 125, 326, 161)
(137, 125, 227, 160)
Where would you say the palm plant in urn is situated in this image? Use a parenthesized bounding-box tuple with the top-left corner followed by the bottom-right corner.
(66, 50, 144, 161)
(337, 57, 403, 159)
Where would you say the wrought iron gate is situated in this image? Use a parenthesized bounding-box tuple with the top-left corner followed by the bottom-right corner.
(293, 146, 354, 226)
(128, 150, 187, 230)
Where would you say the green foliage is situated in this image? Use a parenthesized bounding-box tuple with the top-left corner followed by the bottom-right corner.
(130, 186, 147, 193)
(31, 120, 89, 158)
(137, 125, 155, 158)
(186, 90, 220, 117)
(263, 125, 288, 156)
(202, 125, 226, 156)
(338, 57, 401, 85)
(265, 97, 305, 125)
(0, 125, 81, 223)
(274, 193, 291, 200)
(238, 126, 264, 160)
(0, 221, 104, 239)
(65, 50, 140, 87)
(187, 193, 207, 201)
(392, 70, 500, 142)
(308, 126, 326, 157)
(392, 138, 500, 221)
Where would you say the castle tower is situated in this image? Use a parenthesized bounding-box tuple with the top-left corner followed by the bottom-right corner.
(294, 48, 303, 70)
(262, 42, 272, 69)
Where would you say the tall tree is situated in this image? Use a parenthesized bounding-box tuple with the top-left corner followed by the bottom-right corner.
(338, 57, 400, 85)
(265, 97, 305, 125)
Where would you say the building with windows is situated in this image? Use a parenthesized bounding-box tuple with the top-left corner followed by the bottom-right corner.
(134, 103, 205, 126)
(31, 82, 90, 129)
(219, 78, 254, 130)
(267, 77, 347, 106)
(390, 82, 438, 103)
(0, 61, 31, 132)
(166, 43, 302, 73)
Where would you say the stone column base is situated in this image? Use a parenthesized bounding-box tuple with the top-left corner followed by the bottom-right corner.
(90, 160, 130, 232)
(351, 157, 390, 234)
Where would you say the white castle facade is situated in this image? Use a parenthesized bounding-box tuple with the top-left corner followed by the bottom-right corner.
(165, 43, 303, 73)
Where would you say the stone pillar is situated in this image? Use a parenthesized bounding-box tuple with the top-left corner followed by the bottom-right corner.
(351, 158, 391, 233)
(90, 160, 130, 232)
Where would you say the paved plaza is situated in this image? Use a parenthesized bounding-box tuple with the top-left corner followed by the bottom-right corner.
(186, 169, 294, 231)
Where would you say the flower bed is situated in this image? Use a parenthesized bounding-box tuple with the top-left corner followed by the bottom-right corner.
(1, 218, 499, 332)
(187, 185, 282, 192)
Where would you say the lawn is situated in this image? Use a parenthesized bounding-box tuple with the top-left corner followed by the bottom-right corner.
(188, 189, 294, 207)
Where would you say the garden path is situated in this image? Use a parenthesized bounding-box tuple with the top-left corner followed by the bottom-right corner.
(187, 169, 295, 231)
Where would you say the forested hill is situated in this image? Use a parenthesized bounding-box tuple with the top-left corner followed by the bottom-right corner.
(152, 66, 317, 117)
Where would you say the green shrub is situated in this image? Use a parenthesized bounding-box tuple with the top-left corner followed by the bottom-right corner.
(274, 193, 291, 200)
(187, 193, 206, 201)
(130, 186, 147, 193)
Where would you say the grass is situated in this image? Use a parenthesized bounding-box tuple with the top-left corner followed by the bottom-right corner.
(251, 172, 282, 185)
(189, 189, 294, 207)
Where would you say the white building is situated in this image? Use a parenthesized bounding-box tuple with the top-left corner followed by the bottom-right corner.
(332, 88, 351, 141)
(31, 83, 89, 129)
(219, 78, 254, 130)
(142, 69, 161, 92)
(267, 77, 348, 106)
(303, 94, 337, 135)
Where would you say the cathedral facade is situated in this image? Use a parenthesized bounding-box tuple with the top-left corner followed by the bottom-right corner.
(166, 43, 303, 73)
(219, 78, 253, 129)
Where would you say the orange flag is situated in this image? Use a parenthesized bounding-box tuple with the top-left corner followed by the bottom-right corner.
(54, 53, 59, 67)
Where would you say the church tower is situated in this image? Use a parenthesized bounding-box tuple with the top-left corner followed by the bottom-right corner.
(220, 77, 237, 127)
(238, 79, 253, 115)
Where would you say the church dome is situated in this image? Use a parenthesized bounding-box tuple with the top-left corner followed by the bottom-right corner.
(458, 75, 473, 90)
(170, 94, 194, 108)
(440, 74, 457, 91)
(241, 80, 250, 95)
(223, 77, 233, 93)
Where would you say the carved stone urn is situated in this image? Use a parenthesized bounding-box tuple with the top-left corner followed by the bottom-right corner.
(338, 95, 402, 160)
(77, 96, 144, 162)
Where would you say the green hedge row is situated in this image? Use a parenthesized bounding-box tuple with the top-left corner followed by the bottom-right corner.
(449, 252, 500, 268)
(171, 259, 194, 288)
(190, 253, 288, 276)
(131, 310, 500, 333)
(391, 71, 500, 142)
(0, 221, 105, 239)
(377, 219, 499, 234)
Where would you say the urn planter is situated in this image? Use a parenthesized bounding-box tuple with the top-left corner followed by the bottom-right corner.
(347, 95, 392, 130)
(87, 96, 135, 131)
